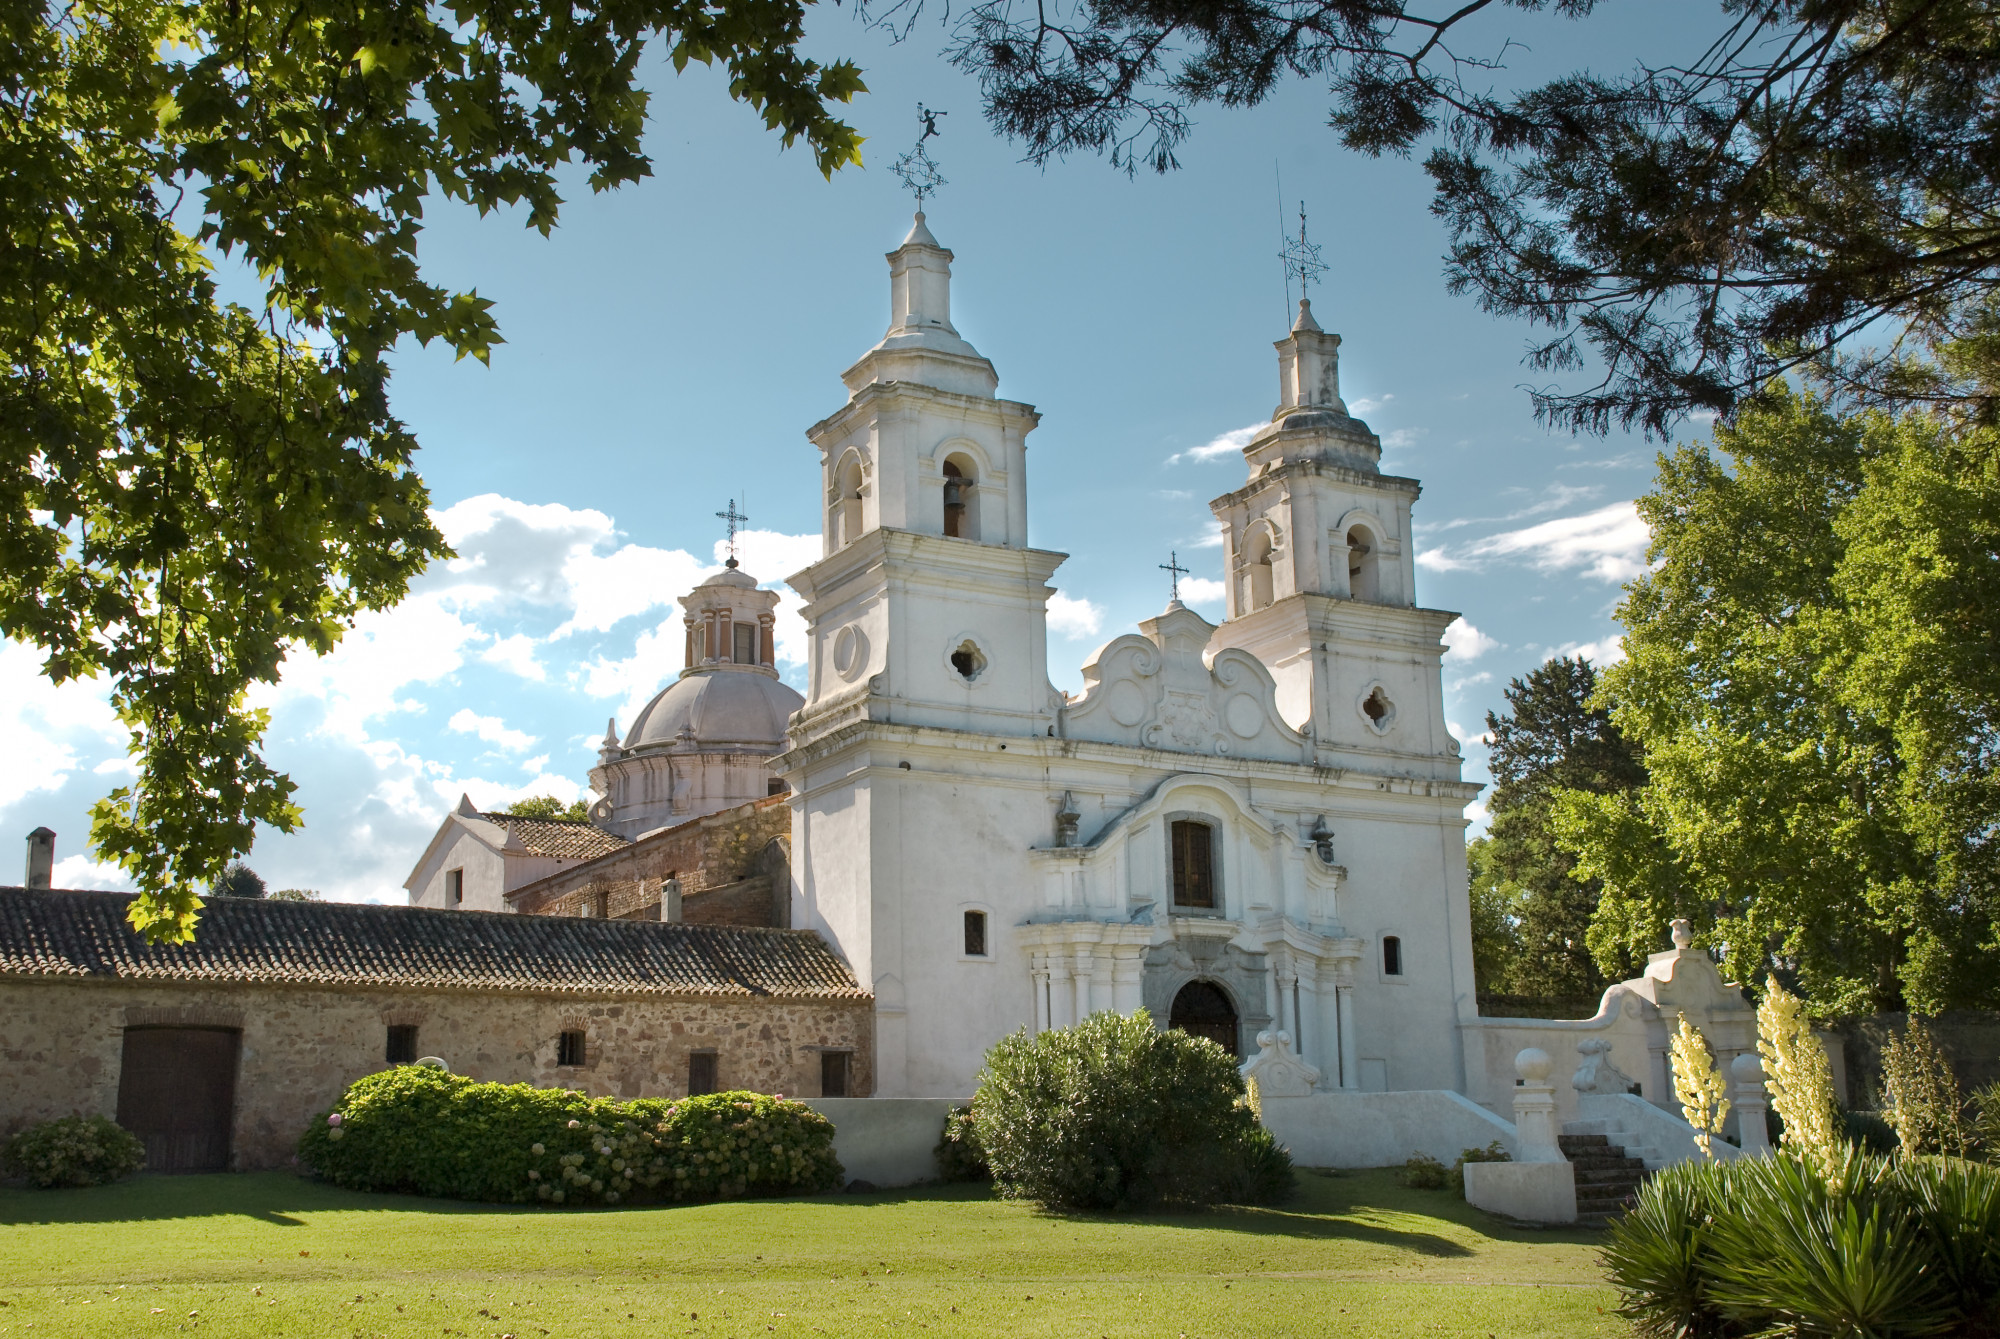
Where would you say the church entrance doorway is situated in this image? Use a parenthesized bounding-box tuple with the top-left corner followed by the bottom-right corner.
(1169, 980, 1240, 1057)
(116, 1027, 240, 1172)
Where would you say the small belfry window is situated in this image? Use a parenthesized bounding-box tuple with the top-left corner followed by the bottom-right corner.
(820, 1051, 851, 1098)
(733, 621, 756, 664)
(1347, 526, 1379, 601)
(688, 1052, 718, 1096)
(1383, 935, 1404, 977)
(557, 1029, 586, 1067)
(385, 1025, 418, 1064)
(963, 910, 988, 957)
(1171, 820, 1217, 910)
(446, 868, 463, 905)
(942, 459, 969, 537)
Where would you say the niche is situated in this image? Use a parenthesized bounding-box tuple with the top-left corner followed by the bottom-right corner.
(1347, 525, 1380, 601)
(1243, 524, 1276, 611)
(833, 454, 865, 547)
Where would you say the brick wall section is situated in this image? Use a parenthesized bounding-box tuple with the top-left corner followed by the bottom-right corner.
(508, 796, 791, 925)
(0, 979, 872, 1170)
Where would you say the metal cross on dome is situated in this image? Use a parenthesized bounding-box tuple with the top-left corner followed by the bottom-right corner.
(1159, 550, 1190, 603)
(892, 103, 948, 208)
(716, 498, 748, 567)
(1279, 201, 1328, 298)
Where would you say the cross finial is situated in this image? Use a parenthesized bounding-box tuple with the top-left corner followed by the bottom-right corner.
(1279, 200, 1327, 300)
(892, 103, 948, 208)
(716, 498, 748, 567)
(1159, 550, 1191, 604)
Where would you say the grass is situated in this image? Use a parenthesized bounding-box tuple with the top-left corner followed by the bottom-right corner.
(0, 1169, 1624, 1338)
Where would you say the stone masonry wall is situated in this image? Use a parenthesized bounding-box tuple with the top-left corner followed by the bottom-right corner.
(0, 978, 872, 1171)
(510, 796, 790, 924)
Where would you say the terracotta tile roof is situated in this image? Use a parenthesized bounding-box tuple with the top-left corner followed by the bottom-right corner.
(0, 889, 864, 1000)
(481, 814, 629, 861)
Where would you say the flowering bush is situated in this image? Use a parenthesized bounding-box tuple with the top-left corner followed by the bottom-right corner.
(3, 1115, 147, 1188)
(298, 1066, 841, 1206)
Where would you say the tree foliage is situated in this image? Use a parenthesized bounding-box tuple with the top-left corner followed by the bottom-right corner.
(1474, 654, 1644, 1004)
(1553, 388, 2000, 1015)
(2, 0, 863, 941)
(502, 795, 592, 821)
(926, 0, 2000, 433)
(208, 860, 266, 898)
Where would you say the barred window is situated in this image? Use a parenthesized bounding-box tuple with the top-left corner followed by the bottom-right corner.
(688, 1051, 718, 1095)
(557, 1029, 586, 1067)
(385, 1025, 418, 1065)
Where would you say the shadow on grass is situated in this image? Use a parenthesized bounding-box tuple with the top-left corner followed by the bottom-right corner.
(0, 1173, 502, 1227)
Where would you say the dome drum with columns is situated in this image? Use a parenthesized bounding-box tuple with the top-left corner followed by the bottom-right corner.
(588, 564, 804, 842)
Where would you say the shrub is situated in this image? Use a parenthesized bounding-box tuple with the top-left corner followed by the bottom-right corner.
(934, 1104, 989, 1183)
(298, 1066, 841, 1206)
(2, 1116, 147, 1188)
(1605, 1147, 2000, 1338)
(1452, 1141, 1511, 1193)
(971, 1010, 1294, 1212)
(1883, 1019, 1971, 1158)
(1398, 1152, 1450, 1190)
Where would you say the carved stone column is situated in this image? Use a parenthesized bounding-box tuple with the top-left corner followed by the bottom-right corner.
(1336, 964, 1360, 1090)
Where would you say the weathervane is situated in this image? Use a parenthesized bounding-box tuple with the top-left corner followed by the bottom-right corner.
(716, 498, 748, 567)
(892, 103, 948, 208)
(1279, 200, 1327, 302)
(1159, 550, 1190, 604)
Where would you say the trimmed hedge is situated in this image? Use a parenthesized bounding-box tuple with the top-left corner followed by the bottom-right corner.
(1604, 1147, 2000, 1337)
(2, 1116, 146, 1189)
(298, 1066, 841, 1205)
(972, 1010, 1293, 1212)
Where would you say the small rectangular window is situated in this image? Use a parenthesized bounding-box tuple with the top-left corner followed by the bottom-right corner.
(557, 1029, 586, 1067)
(820, 1051, 850, 1098)
(385, 1024, 418, 1064)
(688, 1051, 718, 1096)
(1171, 820, 1216, 909)
(446, 868, 464, 904)
(733, 622, 757, 664)
(1383, 935, 1404, 977)
(963, 910, 988, 957)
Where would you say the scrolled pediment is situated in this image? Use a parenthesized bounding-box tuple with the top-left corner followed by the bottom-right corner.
(1063, 605, 1304, 761)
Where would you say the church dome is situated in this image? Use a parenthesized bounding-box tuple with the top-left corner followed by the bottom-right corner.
(625, 669, 803, 752)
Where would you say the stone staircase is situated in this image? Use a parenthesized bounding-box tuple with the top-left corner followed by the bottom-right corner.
(1559, 1133, 1647, 1225)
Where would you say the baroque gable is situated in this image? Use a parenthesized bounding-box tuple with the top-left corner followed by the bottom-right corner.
(1061, 603, 1306, 762)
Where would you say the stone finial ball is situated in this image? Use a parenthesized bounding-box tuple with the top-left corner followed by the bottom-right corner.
(1670, 918, 1694, 950)
(1731, 1052, 1765, 1082)
(1515, 1047, 1554, 1081)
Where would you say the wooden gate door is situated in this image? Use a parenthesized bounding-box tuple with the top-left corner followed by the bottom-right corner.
(116, 1027, 240, 1173)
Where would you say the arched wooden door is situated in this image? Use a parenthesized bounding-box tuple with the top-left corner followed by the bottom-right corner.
(1168, 980, 1240, 1057)
(116, 1027, 240, 1173)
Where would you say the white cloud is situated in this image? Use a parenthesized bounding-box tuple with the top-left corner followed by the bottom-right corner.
(0, 640, 124, 808)
(1557, 634, 1628, 666)
(1047, 592, 1105, 640)
(1167, 423, 1262, 466)
(1423, 484, 1605, 535)
(579, 613, 690, 728)
(1443, 619, 1499, 661)
(1179, 576, 1228, 607)
(1191, 522, 1228, 549)
(448, 709, 538, 753)
(481, 633, 546, 681)
(1447, 671, 1494, 692)
(51, 854, 135, 891)
(1417, 501, 1650, 584)
(1349, 394, 1394, 416)
(1381, 428, 1421, 450)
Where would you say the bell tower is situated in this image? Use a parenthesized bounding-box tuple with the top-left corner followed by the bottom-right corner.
(1206, 300, 1462, 773)
(786, 214, 1065, 743)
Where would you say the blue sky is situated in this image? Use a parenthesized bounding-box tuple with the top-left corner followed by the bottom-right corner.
(3, 3, 1704, 899)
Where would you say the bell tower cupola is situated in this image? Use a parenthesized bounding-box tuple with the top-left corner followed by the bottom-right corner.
(786, 214, 1065, 743)
(1205, 299, 1462, 773)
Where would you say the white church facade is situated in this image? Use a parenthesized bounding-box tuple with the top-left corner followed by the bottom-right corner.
(774, 213, 1481, 1099)
(403, 212, 1488, 1107)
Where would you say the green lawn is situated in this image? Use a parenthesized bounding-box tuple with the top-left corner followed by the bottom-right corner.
(0, 1170, 1624, 1338)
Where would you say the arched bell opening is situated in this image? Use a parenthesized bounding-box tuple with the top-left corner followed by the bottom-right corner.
(941, 454, 980, 540)
(1243, 525, 1276, 611)
(1346, 524, 1379, 602)
(832, 454, 865, 547)
(1168, 979, 1241, 1057)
